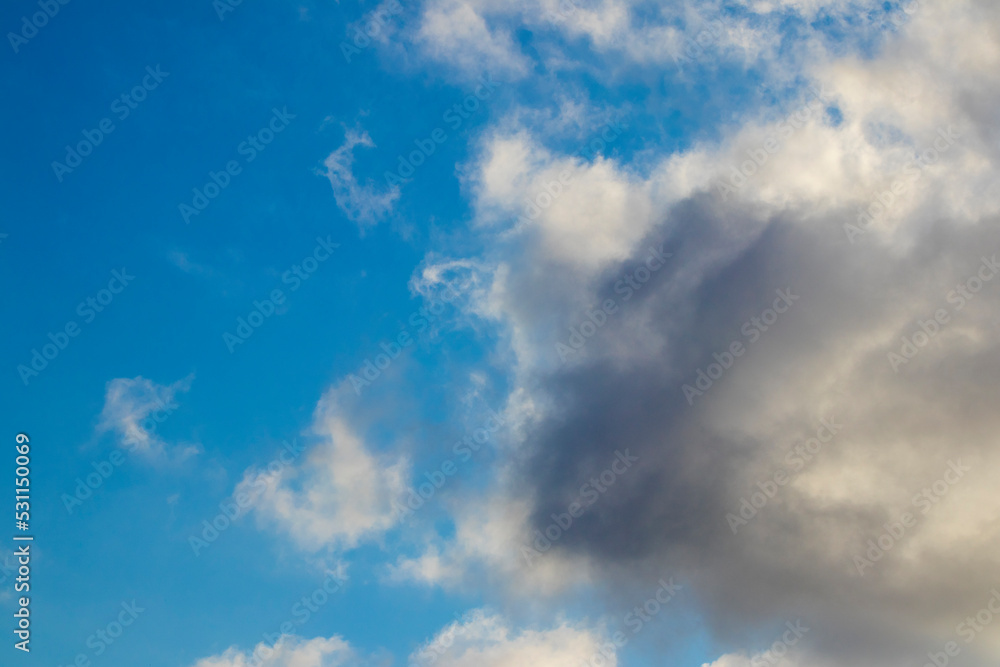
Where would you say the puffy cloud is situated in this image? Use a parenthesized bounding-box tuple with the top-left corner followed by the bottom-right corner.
(238, 387, 409, 553)
(702, 647, 844, 667)
(399, 1, 1000, 665)
(702, 655, 751, 667)
(470, 127, 654, 270)
(190, 635, 356, 667)
(415, 0, 531, 80)
(190, 618, 611, 667)
(389, 488, 595, 595)
(408, 609, 615, 667)
(97, 375, 198, 460)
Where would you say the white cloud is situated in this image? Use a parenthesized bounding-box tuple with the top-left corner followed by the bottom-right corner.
(391, 2, 1000, 666)
(388, 484, 595, 596)
(190, 617, 612, 667)
(702, 654, 754, 667)
(415, 0, 531, 80)
(702, 648, 846, 667)
(321, 128, 400, 228)
(402, 0, 893, 85)
(471, 128, 655, 269)
(97, 375, 198, 460)
(408, 609, 615, 667)
(190, 635, 356, 667)
(447, 0, 1000, 384)
(238, 388, 409, 553)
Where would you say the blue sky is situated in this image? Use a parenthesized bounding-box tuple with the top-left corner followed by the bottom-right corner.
(4, 1, 1000, 666)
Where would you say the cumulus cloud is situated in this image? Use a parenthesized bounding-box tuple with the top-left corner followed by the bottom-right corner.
(702, 645, 843, 667)
(408, 609, 616, 667)
(396, 1, 1000, 665)
(389, 487, 596, 595)
(97, 375, 198, 460)
(238, 386, 410, 553)
(190, 635, 357, 667)
(190, 617, 611, 667)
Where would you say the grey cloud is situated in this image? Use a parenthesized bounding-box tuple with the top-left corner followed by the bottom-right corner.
(510, 202, 1000, 665)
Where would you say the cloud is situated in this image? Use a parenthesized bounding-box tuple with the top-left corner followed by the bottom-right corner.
(97, 375, 198, 460)
(470, 126, 654, 269)
(190, 635, 357, 667)
(702, 647, 843, 667)
(408, 609, 615, 667)
(321, 128, 400, 228)
(415, 0, 531, 81)
(702, 655, 754, 667)
(189, 617, 611, 667)
(388, 488, 595, 595)
(238, 386, 409, 553)
(396, 1, 1000, 665)
(401, 0, 900, 88)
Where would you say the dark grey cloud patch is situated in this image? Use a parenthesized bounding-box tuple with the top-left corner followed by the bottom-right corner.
(513, 198, 1000, 665)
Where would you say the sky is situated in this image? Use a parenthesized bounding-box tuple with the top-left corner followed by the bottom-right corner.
(2, 0, 1000, 666)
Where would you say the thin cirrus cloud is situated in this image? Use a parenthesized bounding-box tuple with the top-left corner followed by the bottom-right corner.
(321, 128, 401, 229)
(96, 374, 200, 461)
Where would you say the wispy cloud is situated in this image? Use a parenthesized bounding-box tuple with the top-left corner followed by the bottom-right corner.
(97, 375, 199, 461)
(321, 127, 400, 228)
